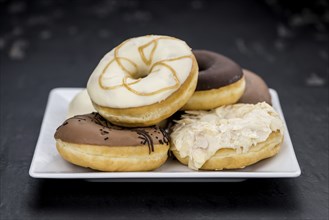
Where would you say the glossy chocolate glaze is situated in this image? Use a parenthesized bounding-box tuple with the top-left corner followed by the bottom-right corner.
(54, 113, 169, 153)
(193, 50, 243, 91)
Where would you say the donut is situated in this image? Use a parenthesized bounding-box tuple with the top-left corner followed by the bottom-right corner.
(182, 50, 245, 110)
(238, 69, 272, 105)
(67, 89, 95, 118)
(54, 113, 170, 171)
(87, 35, 198, 127)
(67, 89, 168, 128)
(170, 102, 284, 170)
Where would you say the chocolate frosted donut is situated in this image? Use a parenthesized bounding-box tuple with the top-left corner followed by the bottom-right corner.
(54, 113, 170, 171)
(195, 50, 243, 90)
(238, 69, 272, 105)
(182, 50, 246, 110)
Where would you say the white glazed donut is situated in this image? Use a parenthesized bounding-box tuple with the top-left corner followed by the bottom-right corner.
(67, 89, 95, 118)
(87, 35, 198, 127)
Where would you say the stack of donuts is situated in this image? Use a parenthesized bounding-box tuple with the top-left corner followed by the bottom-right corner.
(55, 35, 284, 171)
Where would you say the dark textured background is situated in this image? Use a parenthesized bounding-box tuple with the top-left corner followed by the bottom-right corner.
(0, 0, 328, 219)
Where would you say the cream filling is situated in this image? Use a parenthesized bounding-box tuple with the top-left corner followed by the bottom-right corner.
(170, 102, 284, 170)
(87, 35, 193, 108)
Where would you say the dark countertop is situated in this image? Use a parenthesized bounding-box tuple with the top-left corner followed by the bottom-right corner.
(0, 0, 328, 219)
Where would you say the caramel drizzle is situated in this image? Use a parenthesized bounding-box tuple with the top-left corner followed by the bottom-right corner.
(98, 36, 192, 96)
(99, 57, 138, 90)
(138, 40, 157, 66)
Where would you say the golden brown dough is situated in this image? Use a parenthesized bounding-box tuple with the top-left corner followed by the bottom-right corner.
(56, 140, 169, 172)
(182, 76, 245, 110)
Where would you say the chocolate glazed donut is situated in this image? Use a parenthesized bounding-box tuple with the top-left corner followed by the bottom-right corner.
(54, 113, 170, 171)
(182, 50, 246, 110)
(238, 69, 272, 105)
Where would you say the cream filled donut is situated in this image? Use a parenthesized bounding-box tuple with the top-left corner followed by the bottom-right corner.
(87, 35, 198, 127)
(171, 102, 284, 170)
(55, 113, 170, 171)
(182, 50, 245, 110)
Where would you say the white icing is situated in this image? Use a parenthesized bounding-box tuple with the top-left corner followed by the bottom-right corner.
(170, 102, 284, 170)
(67, 89, 95, 118)
(87, 35, 193, 108)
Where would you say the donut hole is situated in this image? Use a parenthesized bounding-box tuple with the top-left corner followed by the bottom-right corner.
(131, 71, 148, 79)
(120, 59, 149, 79)
(130, 67, 150, 80)
(198, 63, 208, 72)
(198, 59, 213, 72)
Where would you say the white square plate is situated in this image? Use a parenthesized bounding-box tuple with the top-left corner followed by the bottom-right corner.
(29, 88, 301, 182)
